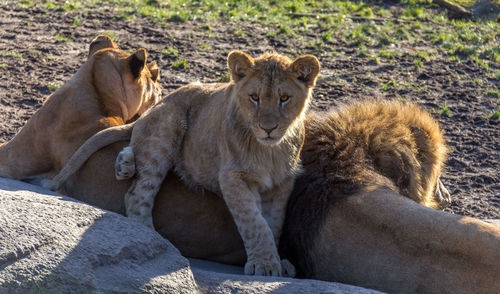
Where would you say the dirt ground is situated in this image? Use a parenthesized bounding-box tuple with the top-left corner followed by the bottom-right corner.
(0, 3, 498, 219)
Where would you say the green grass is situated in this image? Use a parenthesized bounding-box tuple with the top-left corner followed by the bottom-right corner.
(489, 109, 500, 120)
(379, 49, 396, 59)
(436, 103, 453, 118)
(45, 0, 82, 11)
(103, 32, 117, 42)
(14, 0, 500, 67)
(494, 70, 500, 81)
(217, 72, 230, 82)
(72, 17, 81, 27)
(0, 63, 6, 68)
(233, 28, 245, 37)
(162, 47, 179, 58)
(199, 43, 211, 51)
(54, 34, 71, 42)
(1, 51, 23, 59)
(381, 80, 397, 91)
(47, 83, 60, 92)
(172, 58, 189, 69)
(485, 88, 500, 99)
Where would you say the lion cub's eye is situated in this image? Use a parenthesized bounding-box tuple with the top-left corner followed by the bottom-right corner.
(250, 94, 260, 104)
(280, 95, 291, 103)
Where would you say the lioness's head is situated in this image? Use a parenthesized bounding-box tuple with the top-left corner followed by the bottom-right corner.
(227, 51, 320, 146)
(88, 35, 162, 123)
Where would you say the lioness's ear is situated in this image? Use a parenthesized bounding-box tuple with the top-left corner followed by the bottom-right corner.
(290, 55, 321, 88)
(147, 61, 160, 82)
(227, 50, 254, 82)
(128, 48, 148, 79)
(88, 35, 117, 58)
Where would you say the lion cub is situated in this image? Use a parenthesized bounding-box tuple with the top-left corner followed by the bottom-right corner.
(47, 51, 320, 277)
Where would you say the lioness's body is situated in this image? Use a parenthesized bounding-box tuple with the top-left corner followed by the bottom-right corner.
(59, 100, 500, 293)
(0, 35, 161, 181)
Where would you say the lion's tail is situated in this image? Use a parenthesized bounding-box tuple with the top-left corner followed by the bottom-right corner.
(42, 123, 134, 191)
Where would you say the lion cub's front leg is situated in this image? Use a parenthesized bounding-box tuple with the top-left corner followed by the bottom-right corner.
(219, 170, 285, 276)
(261, 177, 297, 277)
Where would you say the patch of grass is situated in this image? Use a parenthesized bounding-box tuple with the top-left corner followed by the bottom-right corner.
(377, 32, 395, 47)
(494, 70, 500, 81)
(485, 88, 500, 99)
(172, 58, 189, 69)
(14, 0, 500, 67)
(379, 49, 395, 59)
(436, 103, 453, 118)
(489, 109, 500, 120)
(412, 51, 431, 68)
(47, 83, 60, 92)
(217, 72, 230, 83)
(344, 23, 375, 46)
(199, 43, 211, 51)
(18, 0, 35, 8)
(72, 17, 81, 27)
(233, 28, 245, 37)
(54, 34, 71, 42)
(473, 58, 489, 71)
(162, 47, 179, 58)
(1, 51, 23, 59)
(103, 32, 117, 42)
(481, 48, 500, 63)
(45, 1, 81, 11)
(413, 58, 423, 68)
(414, 51, 431, 62)
(0, 63, 6, 68)
(381, 80, 396, 91)
(321, 31, 334, 43)
(472, 78, 483, 85)
(278, 24, 294, 36)
(357, 46, 371, 58)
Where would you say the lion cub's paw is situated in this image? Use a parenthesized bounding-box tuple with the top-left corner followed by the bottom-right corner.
(244, 257, 282, 276)
(115, 146, 136, 180)
(435, 179, 451, 209)
(280, 259, 296, 278)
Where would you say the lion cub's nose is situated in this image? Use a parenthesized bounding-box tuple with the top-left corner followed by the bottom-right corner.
(259, 123, 278, 135)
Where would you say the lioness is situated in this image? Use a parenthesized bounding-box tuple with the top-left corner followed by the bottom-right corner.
(0, 35, 161, 182)
(47, 51, 320, 277)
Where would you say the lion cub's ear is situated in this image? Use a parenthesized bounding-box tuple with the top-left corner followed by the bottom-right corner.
(88, 35, 117, 58)
(290, 55, 321, 88)
(227, 50, 255, 82)
(147, 61, 160, 82)
(128, 48, 148, 79)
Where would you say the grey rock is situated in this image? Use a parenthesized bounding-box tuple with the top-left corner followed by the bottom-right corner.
(189, 258, 383, 293)
(0, 177, 383, 293)
(0, 177, 197, 294)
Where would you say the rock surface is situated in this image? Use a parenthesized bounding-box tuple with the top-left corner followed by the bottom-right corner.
(0, 177, 380, 293)
(0, 177, 197, 293)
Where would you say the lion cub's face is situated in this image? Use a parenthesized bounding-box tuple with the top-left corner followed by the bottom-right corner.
(89, 35, 162, 122)
(228, 51, 320, 146)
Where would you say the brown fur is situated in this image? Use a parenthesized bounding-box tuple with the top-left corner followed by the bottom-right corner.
(279, 99, 450, 276)
(0, 35, 161, 181)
